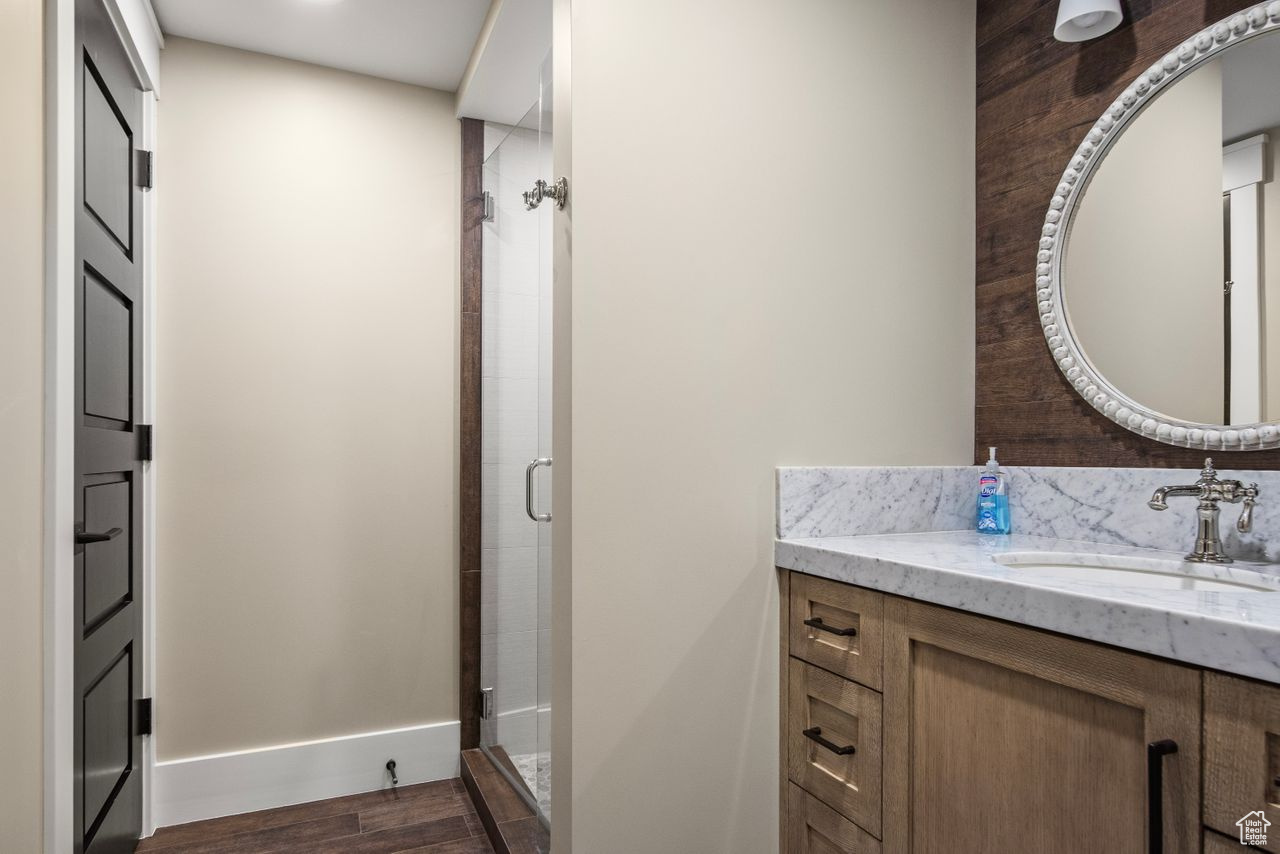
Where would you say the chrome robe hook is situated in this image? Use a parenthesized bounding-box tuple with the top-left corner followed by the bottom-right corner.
(523, 177, 568, 210)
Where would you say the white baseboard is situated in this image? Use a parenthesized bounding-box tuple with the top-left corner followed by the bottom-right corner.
(151, 720, 461, 829)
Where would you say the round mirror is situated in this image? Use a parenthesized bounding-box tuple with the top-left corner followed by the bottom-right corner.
(1042, 3, 1280, 449)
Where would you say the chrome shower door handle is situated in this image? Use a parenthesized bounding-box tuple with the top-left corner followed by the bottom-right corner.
(525, 457, 552, 522)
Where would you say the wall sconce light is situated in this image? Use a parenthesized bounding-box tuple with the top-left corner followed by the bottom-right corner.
(1054, 0, 1122, 42)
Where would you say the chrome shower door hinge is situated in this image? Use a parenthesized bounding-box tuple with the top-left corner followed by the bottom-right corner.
(481, 191, 494, 222)
(480, 687, 494, 720)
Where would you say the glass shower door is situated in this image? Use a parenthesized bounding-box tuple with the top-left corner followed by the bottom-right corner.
(479, 56, 552, 834)
(533, 51, 554, 824)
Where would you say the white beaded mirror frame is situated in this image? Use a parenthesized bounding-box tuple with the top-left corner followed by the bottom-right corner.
(1039, 1, 1280, 451)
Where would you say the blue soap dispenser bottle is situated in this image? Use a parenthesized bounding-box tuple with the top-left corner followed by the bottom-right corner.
(977, 446, 1011, 535)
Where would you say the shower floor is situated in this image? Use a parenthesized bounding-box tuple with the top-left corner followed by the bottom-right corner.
(509, 751, 551, 821)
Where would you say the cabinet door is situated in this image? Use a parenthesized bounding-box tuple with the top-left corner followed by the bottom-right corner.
(1205, 672, 1280, 852)
(882, 598, 1201, 854)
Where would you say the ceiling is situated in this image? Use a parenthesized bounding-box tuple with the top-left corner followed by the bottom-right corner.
(1222, 31, 1280, 143)
(455, 0, 552, 124)
(151, 0, 492, 92)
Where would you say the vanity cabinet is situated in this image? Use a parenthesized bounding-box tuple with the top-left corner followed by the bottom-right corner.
(781, 570, 1231, 854)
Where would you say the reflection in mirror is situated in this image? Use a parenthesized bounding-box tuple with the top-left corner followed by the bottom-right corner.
(1064, 30, 1280, 425)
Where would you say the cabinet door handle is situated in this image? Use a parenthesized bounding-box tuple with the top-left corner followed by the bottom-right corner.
(76, 526, 123, 545)
(1146, 739, 1177, 854)
(802, 727, 856, 756)
(525, 458, 552, 523)
(803, 616, 857, 637)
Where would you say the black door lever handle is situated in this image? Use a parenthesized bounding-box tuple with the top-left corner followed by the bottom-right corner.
(76, 527, 123, 544)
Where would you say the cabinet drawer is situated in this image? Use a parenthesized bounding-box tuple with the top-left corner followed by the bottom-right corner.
(1206, 672, 1280, 852)
(789, 573, 883, 690)
(787, 658, 882, 838)
(786, 783, 881, 854)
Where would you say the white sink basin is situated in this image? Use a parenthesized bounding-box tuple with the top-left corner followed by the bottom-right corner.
(992, 551, 1280, 592)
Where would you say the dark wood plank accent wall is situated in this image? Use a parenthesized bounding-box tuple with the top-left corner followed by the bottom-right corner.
(974, 0, 1280, 468)
(460, 117, 484, 749)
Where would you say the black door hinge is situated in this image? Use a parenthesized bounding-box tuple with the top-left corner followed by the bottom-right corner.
(137, 698, 153, 736)
(138, 424, 154, 462)
(137, 149, 154, 190)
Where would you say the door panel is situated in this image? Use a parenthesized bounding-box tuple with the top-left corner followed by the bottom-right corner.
(82, 59, 133, 253)
(83, 275, 133, 423)
(882, 598, 1201, 854)
(83, 478, 132, 629)
(910, 643, 1143, 852)
(74, 0, 146, 851)
(82, 650, 132, 830)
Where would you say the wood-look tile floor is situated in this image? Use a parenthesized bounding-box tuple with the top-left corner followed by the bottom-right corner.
(136, 779, 495, 854)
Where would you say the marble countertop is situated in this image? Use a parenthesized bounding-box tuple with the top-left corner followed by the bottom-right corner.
(776, 530, 1280, 684)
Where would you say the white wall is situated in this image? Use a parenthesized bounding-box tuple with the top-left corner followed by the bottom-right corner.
(156, 38, 460, 761)
(0, 0, 46, 849)
(1066, 59, 1225, 424)
(559, 1, 976, 851)
(1262, 127, 1280, 420)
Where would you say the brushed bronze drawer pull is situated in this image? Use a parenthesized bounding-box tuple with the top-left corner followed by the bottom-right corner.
(804, 616, 857, 637)
(803, 727, 856, 756)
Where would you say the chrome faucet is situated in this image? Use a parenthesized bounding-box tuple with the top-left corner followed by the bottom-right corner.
(1147, 458, 1259, 563)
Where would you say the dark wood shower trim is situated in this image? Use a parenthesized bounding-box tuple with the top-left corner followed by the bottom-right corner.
(974, 0, 1280, 468)
(460, 749, 549, 854)
(460, 117, 484, 749)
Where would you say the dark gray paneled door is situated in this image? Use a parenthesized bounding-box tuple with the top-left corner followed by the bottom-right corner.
(74, 0, 146, 851)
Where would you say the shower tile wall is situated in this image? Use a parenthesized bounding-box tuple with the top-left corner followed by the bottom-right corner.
(481, 123, 541, 757)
